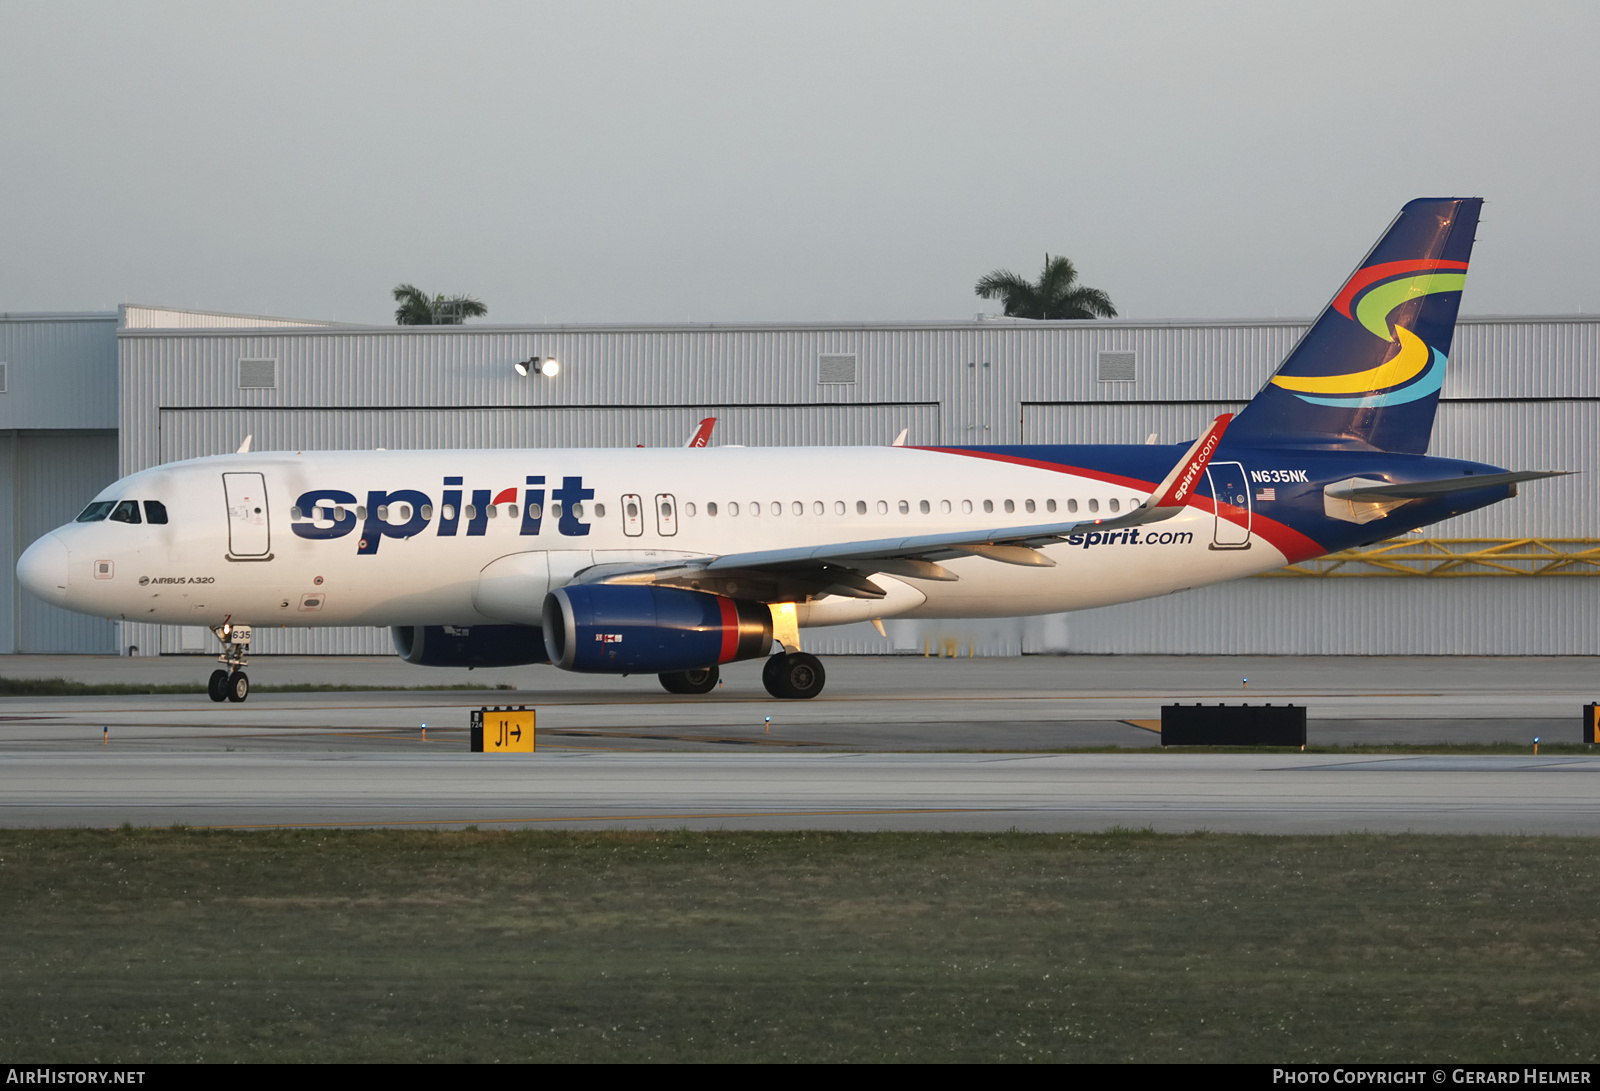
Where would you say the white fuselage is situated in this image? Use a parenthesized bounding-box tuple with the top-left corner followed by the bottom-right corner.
(20, 446, 1282, 630)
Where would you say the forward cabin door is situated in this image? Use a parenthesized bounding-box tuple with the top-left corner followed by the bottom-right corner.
(223, 472, 272, 557)
(1205, 462, 1252, 550)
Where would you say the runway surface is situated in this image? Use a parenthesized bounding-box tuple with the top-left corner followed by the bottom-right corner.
(5, 750, 1599, 834)
(1, 654, 1597, 833)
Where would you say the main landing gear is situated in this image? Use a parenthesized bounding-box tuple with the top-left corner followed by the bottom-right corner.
(656, 654, 827, 699)
(762, 652, 826, 700)
(207, 622, 253, 703)
(659, 665, 720, 694)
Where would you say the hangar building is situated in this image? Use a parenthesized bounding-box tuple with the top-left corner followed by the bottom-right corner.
(2, 304, 1596, 658)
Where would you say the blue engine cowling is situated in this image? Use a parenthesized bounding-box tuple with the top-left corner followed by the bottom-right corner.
(391, 624, 549, 667)
(543, 585, 773, 673)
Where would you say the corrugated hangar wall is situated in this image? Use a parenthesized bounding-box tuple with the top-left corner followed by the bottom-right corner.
(107, 315, 1600, 658)
(0, 313, 121, 654)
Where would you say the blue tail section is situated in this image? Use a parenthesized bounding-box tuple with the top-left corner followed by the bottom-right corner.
(1228, 197, 1482, 454)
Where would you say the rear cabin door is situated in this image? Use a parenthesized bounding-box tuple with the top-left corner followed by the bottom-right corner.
(223, 472, 271, 557)
(1205, 461, 1252, 549)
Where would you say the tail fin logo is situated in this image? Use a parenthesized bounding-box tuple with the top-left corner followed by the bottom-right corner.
(1271, 258, 1466, 408)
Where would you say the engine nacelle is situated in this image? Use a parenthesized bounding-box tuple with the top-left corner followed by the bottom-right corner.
(543, 584, 772, 673)
(391, 624, 549, 668)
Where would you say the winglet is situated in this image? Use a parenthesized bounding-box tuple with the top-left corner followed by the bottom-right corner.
(684, 418, 716, 447)
(236, 434, 253, 454)
(1148, 414, 1232, 513)
(890, 428, 909, 447)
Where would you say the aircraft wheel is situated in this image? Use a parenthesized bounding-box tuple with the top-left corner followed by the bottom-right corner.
(207, 669, 229, 703)
(659, 665, 719, 695)
(226, 671, 250, 703)
(762, 652, 825, 700)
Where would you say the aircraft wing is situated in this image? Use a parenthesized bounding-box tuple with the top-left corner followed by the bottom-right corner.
(576, 415, 1234, 601)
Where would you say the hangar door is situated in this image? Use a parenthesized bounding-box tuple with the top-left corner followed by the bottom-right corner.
(6, 431, 118, 654)
(158, 404, 941, 463)
(1022, 402, 1247, 447)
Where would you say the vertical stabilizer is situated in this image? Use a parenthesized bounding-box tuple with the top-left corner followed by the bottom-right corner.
(1228, 197, 1481, 453)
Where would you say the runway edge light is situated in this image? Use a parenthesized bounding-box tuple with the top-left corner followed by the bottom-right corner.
(470, 706, 536, 753)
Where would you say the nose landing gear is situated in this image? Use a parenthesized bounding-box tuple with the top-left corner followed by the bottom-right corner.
(207, 622, 253, 703)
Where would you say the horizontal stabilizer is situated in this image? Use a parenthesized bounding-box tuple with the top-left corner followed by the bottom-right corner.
(1325, 470, 1572, 502)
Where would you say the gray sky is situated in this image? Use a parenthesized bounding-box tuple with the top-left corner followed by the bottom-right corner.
(3, 1, 1596, 324)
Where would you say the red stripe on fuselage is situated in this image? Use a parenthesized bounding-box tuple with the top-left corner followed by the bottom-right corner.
(913, 446, 1328, 565)
(717, 596, 739, 663)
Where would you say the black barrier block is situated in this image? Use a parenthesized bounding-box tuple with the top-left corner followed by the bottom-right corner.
(1585, 704, 1600, 746)
(1161, 703, 1307, 746)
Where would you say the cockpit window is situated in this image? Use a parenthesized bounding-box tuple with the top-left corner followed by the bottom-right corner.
(108, 500, 142, 524)
(76, 501, 115, 523)
(144, 501, 169, 525)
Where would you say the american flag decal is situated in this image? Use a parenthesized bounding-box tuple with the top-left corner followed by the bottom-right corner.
(1255, 487, 1276, 501)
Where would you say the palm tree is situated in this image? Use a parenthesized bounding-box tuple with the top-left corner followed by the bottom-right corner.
(392, 284, 488, 325)
(974, 255, 1117, 319)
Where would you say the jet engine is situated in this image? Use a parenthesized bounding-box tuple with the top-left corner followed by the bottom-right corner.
(542, 584, 772, 673)
(391, 624, 549, 668)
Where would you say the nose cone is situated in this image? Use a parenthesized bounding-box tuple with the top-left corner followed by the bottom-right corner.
(17, 532, 70, 603)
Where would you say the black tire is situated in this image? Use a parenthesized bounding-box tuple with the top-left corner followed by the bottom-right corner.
(660, 665, 719, 694)
(207, 669, 229, 703)
(762, 653, 785, 695)
(762, 652, 826, 700)
(226, 671, 250, 703)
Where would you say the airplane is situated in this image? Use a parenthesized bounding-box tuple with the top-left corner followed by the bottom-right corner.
(15, 198, 1568, 704)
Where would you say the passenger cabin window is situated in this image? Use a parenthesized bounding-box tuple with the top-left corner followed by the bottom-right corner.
(1067, 499, 1079, 513)
(76, 501, 114, 522)
(1088, 499, 1100, 513)
(144, 501, 169, 525)
(109, 500, 141, 524)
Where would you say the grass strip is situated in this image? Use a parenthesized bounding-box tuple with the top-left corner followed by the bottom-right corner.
(1, 828, 1595, 1063)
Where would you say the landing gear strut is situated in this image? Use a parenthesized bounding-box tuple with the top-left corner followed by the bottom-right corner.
(659, 665, 720, 695)
(207, 622, 253, 703)
(762, 652, 826, 700)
